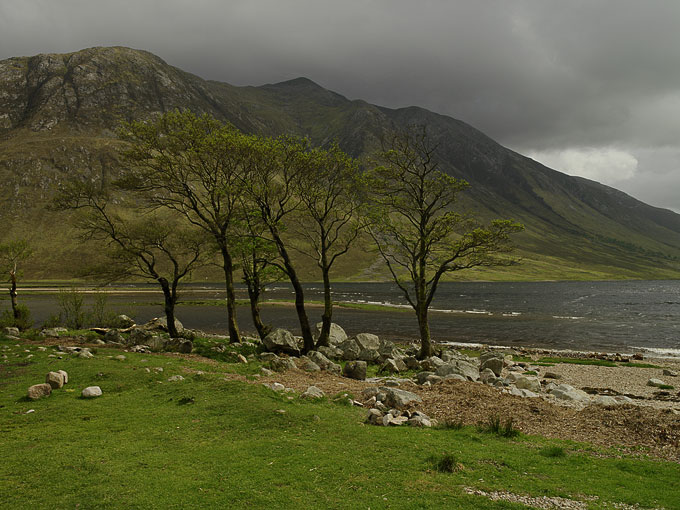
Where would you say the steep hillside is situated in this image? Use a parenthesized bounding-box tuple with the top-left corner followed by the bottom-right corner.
(1, 46, 679, 280)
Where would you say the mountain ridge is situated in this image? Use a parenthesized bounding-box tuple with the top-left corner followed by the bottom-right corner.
(1, 46, 679, 280)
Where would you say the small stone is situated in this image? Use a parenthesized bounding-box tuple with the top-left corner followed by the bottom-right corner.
(269, 382, 285, 392)
(260, 367, 274, 376)
(114, 355, 126, 361)
(237, 354, 248, 364)
(366, 408, 383, 425)
(167, 375, 185, 382)
(78, 350, 94, 359)
(45, 371, 65, 389)
(543, 372, 561, 379)
(81, 386, 102, 398)
(301, 386, 325, 399)
(662, 369, 678, 377)
(647, 378, 667, 388)
(28, 383, 52, 400)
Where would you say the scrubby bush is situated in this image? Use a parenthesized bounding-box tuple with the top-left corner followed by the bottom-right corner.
(0, 304, 32, 331)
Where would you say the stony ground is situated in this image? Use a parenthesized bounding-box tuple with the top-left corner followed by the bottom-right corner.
(244, 359, 680, 462)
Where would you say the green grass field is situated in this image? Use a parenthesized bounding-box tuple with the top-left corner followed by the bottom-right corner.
(1, 336, 679, 509)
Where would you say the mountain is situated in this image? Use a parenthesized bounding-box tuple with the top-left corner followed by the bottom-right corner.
(1, 46, 679, 280)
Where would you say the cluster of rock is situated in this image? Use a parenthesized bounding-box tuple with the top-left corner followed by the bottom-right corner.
(260, 325, 405, 379)
(27, 369, 103, 400)
(363, 386, 433, 427)
(90, 316, 194, 354)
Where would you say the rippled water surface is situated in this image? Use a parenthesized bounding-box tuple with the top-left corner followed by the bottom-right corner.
(10, 280, 680, 353)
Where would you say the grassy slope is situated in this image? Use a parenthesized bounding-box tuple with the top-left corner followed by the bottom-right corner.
(1, 336, 678, 509)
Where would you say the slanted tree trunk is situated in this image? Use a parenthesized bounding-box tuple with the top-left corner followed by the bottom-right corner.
(220, 245, 242, 344)
(9, 264, 18, 319)
(272, 231, 314, 354)
(159, 278, 179, 338)
(246, 281, 270, 340)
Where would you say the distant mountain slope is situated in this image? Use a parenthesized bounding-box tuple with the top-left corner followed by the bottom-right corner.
(1, 46, 679, 280)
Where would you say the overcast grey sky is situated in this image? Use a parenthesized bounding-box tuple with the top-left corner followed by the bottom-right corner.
(2, 0, 679, 211)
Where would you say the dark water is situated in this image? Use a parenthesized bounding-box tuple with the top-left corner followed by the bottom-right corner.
(6, 280, 680, 354)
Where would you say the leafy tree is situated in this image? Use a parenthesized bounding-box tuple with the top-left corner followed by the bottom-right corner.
(234, 211, 283, 340)
(367, 126, 524, 359)
(294, 143, 364, 347)
(117, 111, 248, 343)
(55, 180, 207, 338)
(0, 239, 32, 329)
(240, 135, 318, 352)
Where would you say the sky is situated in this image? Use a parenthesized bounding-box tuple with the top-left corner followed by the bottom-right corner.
(1, 0, 679, 211)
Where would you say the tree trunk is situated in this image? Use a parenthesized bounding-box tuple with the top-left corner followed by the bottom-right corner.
(273, 233, 314, 353)
(9, 267, 18, 319)
(159, 279, 179, 338)
(316, 264, 333, 348)
(247, 283, 270, 340)
(220, 245, 242, 344)
(417, 306, 432, 359)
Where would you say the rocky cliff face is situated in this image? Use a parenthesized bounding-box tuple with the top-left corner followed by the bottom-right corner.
(1, 46, 679, 279)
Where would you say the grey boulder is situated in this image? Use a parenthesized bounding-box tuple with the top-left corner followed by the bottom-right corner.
(263, 328, 301, 356)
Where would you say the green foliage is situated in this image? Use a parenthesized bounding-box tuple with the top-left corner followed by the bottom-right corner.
(657, 384, 675, 390)
(428, 453, 461, 473)
(57, 288, 86, 330)
(479, 415, 521, 438)
(435, 418, 465, 430)
(0, 304, 32, 331)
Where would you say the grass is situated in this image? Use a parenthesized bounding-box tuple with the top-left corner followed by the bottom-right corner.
(1, 334, 680, 509)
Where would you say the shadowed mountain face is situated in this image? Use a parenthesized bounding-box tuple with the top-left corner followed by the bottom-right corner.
(1, 46, 679, 280)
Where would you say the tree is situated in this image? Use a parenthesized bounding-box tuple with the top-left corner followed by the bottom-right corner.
(55, 180, 207, 338)
(234, 210, 283, 340)
(367, 126, 524, 359)
(0, 239, 32, 327)
(240, 134, 318, 353)
(117, 111, 247, 343)
(294, 143, 364, 347)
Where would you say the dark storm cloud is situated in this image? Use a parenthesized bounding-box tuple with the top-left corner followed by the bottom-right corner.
(1, 0, 679, 210)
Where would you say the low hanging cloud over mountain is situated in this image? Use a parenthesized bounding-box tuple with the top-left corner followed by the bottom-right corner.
(1, 0, 679, 210)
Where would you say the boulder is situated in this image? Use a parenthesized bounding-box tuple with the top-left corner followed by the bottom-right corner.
(307, 350, 332, 370)
(382, 413, 409, 426)
(146, 336, 167, 352)
(353, 333, 380, 351)
(647, 378, 668, 388)
(104, 329, 124, 344)
(57, 370, 68, 384)
(142, 317, 184, 334)
(479, 368, 497, 385)
(543, 372, 561, 379)
(403, 356, 421, 370)
(115, 314, 136, 328)
(41, 327, 68, 338)
(259, 352, 279, 362)
(509, 387, 539, 398)
(317, 345, 342, 359)
(415, 371, 435, 385)
(81, 386, 102, 398)
(337, 338, 361, 360)
(2, 327, 20, 337)
(28, 383, 52, 400)
(177, 340, 193, 354)
(378, 340, 402, 361)
(408, 411, 433, 427)
(380, 387, 422, 410)
(129, 328, 153, 346)
(263, 328, 301, 356)
(593, 395, 619, 406)
(45, 371, 65, 389)
(513, 375, 541, 393)
(436, 360, 479, 381)
(662, 369, 678, 377)
(295, 357, 321, 372)
(550, 384, 590, 402)
(420, 356, 445, 371)
(301, 386, 325, 399)
(366, 408, 384, 425)
(326, 362, 342, 375)
(270, 357, 297, 373)
(78, 350, 94, 359)
(314, 322, 348, 346)
(380, 358, 407, 374)
(357, 348, 380, 362)
(342, 360, 367, 380)
(479, 352, 504, 377)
